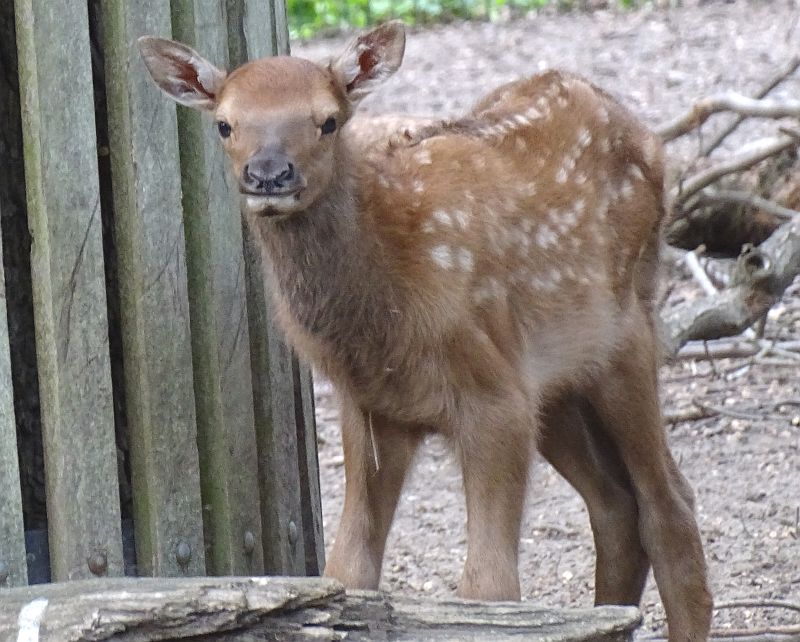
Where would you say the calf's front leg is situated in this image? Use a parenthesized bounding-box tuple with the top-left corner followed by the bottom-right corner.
(325, 397, 423, 589)
(455, 391, 532, 601)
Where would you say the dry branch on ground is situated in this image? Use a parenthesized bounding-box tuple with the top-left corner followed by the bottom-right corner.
(656, 58, 800, 352)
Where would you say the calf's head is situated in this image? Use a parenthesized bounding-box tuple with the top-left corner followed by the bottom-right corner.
(138, 22, 406, 217)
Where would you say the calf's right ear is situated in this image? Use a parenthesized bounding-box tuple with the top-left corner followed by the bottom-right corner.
(137, 37, 226, 111)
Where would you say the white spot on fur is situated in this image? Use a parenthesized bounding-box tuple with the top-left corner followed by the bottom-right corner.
(431, 245, 453, 269)
(422, 221, 435, 234)
(433, 209, 452, 227)
(575, 172, 587, 185)
(532, 275, 557, 291)
(473, 276, 505, 303)
(456, 247, 474, 272)
(560, 208, 578, 229)
(525, 106, 543, 120)
(535, 97, 552, 118)
(619, 179, 635, 200)
(599, 137, 611, 154)
(597, 105, 610, 125)
(536, 224, 559, 249)
(577, 127, 592, 148)
(378, 175, 390, 188)
(520, 183, 537, 197)
(596, 197, 609, 221)
(555, 166, 569, 184)
(415, 149, 432, 165)
(413, 179, 425, 193)
(453, 209, 470, 229)
(515, 137, 528, 152)
(629, 164, 645, 181)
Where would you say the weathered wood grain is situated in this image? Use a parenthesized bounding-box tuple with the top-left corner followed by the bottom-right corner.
(0, 220, 27, 588)
(225, 0, 323, 576)
(0, 576, 342, 641)
(0, 577, 641, 642)
(246, 277, 309, 575)
(14, 0, 123, 581)
(101, 0, 205, 576)
(170, 0, 265, 576)
(295, 359, 325, 575)
(0, 0, 46, 536)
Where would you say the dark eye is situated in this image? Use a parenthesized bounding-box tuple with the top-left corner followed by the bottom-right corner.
(320, 117, 337, 135)
(217, 120, 232, 138)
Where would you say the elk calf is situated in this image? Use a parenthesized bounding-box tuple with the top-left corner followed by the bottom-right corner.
(139, 23, 712, 641)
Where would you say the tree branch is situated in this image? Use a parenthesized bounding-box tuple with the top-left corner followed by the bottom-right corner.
(672, 135, 800, 208)
(689, 190, 800, 220)
(701, 55, 800, 155)
(661, 218, 800, 355)
(657, 92, 800, 142)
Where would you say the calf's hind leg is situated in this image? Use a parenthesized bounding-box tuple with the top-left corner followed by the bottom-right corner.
(538, 396, 650, 607)
(586, 318, 712, 642)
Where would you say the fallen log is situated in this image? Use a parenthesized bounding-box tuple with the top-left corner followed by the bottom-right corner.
(0, 576, 642, 642)
(661, 218, 800, 355)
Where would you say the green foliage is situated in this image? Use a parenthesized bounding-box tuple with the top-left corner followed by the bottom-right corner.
(288, 0, 644, 39)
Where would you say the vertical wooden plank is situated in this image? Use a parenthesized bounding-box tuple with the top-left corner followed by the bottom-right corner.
(295, 360, 325, 574)
(227, 0, 304, 574)
(13, 0, 123, 581)
(169, 0, 265, 576)
(273, 0, 290, 55)
(0, 227, 27, 588)
(245, 267, 308, 574)
(1, 0, 47, 538)
(226, 0, 279, 63)
(0, 0, 30, 589)
(274, 0, 324, 576)
(101, 0, 205, 576)
(226, 0, 324, 576)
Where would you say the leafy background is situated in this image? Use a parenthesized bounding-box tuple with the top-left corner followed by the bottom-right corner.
(288, 0, 642, 39)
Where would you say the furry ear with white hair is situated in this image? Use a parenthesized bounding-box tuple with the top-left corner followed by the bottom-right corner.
(329, 21, 406, 103)
(138, 36, 227, 111)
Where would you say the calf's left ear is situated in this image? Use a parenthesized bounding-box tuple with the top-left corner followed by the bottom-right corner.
(329, 21, 406, 104)
(138, 36, 227, 111)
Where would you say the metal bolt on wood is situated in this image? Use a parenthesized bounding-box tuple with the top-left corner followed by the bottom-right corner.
(288, 521, 298, 546)
(243, 531, 256, 555)
(176, 541, 192, 569)
(87, 552, 108, 577)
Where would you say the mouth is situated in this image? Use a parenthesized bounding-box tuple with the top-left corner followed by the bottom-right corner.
(241, 190, 304, 217)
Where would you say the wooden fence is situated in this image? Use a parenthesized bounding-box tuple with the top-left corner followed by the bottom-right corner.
(0, 0, 323, 588)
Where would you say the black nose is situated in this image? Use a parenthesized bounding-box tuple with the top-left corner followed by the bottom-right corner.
(241, 153, 300, 195)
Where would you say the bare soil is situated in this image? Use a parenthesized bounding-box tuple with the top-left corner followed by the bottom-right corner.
(293, 2, 800, 636)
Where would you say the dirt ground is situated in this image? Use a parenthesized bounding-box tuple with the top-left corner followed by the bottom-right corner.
(293, 2, 800, 636)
